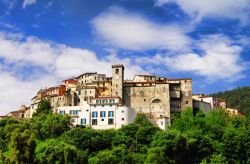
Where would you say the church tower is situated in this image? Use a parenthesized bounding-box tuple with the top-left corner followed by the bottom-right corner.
(112, 64, 124, 100)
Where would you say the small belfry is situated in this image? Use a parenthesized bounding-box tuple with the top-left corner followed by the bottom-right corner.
(111, 64, 124, 99)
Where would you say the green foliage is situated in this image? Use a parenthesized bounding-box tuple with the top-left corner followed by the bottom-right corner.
(0, 109, 249, 163)
(133, 113, 154, 127)
(30, 113, 71, 140)
(211, 86, 250, 115)
(2, 129, 36, 163)
(60, 128, 114, 153)
(35, 139, 88, 164)
(33, 99, 51, 116)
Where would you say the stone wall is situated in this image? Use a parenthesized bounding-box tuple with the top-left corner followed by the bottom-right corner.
(123, 83, 171, 122)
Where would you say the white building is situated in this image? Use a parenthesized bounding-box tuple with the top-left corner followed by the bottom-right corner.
(192, 94, 219, 109)
(56, 97, 136, 129)
(57, 102, 91, 126)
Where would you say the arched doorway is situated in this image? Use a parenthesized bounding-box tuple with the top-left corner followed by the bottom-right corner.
(151, 99, 163, 113)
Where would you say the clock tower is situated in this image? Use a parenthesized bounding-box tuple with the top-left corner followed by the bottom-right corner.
(112, 64, 124, 100)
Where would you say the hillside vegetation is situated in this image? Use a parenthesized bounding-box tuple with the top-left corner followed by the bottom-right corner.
(211, 86, 250, 115)
(0, 100, 249, 163)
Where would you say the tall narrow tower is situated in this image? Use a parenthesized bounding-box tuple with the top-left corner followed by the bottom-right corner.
(112, 64, 124, 100)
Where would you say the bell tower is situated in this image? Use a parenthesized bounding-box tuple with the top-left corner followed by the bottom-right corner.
(112, 64, 124, 100)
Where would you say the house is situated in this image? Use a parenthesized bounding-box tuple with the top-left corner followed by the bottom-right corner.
(30, 64, 193, 130)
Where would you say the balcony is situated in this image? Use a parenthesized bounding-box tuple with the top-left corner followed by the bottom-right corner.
(170, 91, 181, 98)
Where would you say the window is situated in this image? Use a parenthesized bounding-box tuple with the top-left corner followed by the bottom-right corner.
(108, 111, 114, 117)
(81, 118, 86, 125)
(92, 119, 98, 125)
(109, 99, 115, 103)
(186, 101, 189, 104)
(110, 105, 112, 107)
(115, 68, 119, 74)
(84, 91, 87, 95)
(121, 110, 125, 113)
(116, 92, 118, 96)
(92, 111, 98, 118)
(108, 118, 114, 125)
(84, 97, 88, 101)
(102, 105, 104, 107)
(90, 91, 92, 94)
(60, 111, 65, 115)
(76, 110, 81, 115)
(100, 111, 106, 117)
(96, 100, 101, 103)
(121, 118, 124, 121)
(144, 99, 146, 102)
(78, 91, 81, 95)
(69, 110, 75, 115)
(116, 84, 118, 88)
(72, 119, 75, 123)
(101, 118, 104, 121)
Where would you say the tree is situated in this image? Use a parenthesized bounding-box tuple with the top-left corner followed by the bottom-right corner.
(1, 129, 36, 163)
(145, 147, 165, 163)
(133, 113, 154, 127)
(211, 86, 250, 115)
(60, 128, 113, 153)
(30, 113, 71, 140)
(88, 145, 133, 164)
(88, 149, 119, 164)
(33, 99, 51, 117)
(35, 139, 88, 164)
(222, 126, 250, 163)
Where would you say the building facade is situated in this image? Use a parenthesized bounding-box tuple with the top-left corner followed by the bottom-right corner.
(27, 64, 193, 130)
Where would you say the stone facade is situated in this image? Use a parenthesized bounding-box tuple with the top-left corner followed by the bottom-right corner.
(124, 83, 171, 126)
(112, 64, 124, 99)
(26, 64, 193, 130)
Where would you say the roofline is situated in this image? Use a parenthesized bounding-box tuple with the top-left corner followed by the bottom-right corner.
(167, 78, 192, 81)
(75, 72, 98, 79)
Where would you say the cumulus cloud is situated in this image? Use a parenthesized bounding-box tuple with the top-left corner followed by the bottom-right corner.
(154, 35, 246, 81)
(0, 31, 145, 115)
(92, 7, 191, 51)
(155, 0, 250, 25)
(22, 0, 37, 8)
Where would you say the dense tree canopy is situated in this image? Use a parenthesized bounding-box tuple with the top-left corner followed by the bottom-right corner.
(0, 100, 249, 163)
(211, 86, 250, 115)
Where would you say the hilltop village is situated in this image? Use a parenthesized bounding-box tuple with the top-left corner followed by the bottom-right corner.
(1, 64, 245, 130)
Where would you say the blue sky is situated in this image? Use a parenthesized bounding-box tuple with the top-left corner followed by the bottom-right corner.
(0, 0, 250, 114)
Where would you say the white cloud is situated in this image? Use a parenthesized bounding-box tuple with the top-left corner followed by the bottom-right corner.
(155, 0, 250, 25)
(0, 33, 59, 67)
(0, 31, 145, 115)
(160, 35, 246, 81)
(22, 0, 37, 8)
(92, 7, 191, 51)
